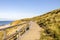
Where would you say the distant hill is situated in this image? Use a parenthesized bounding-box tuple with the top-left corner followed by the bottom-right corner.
(11, 9, 60, 40)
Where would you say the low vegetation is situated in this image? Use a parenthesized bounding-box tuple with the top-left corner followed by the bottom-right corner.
(0, 9, 60, 40)
(32, 9, 60, 40)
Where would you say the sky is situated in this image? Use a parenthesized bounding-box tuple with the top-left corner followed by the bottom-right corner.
(0, 0, 60, 21)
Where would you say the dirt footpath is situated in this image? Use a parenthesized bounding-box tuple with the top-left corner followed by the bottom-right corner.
(20, 21, 41, 40)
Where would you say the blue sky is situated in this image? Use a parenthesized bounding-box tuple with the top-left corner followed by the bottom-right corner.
(0, 0, 60, 21)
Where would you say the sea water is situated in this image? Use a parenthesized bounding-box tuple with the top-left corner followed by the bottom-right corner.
(0, 21, 12, 26)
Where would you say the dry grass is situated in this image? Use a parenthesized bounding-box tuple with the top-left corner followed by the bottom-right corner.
(32, 9, 60, 40)
(0, 9, 60, 40)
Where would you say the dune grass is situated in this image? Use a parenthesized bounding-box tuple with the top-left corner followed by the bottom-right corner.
(32, 9, 60, 40)
(0, 9, 60, 40)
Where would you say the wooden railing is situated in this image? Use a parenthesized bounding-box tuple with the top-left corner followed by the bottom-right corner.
(0, 22, 30, 40)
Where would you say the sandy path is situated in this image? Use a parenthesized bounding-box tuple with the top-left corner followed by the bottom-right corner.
(20, 21, 41, 40)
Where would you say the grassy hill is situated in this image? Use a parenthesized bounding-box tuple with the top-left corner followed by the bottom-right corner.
(32, 9, 60, 40)
(0, 9, 60, 40)
(10, 9, 60, 40)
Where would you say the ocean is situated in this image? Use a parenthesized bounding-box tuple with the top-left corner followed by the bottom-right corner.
(0, 21, 12, 26)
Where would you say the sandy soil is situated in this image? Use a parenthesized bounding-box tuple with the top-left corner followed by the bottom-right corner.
(0, 24, 10, 30)
(19, 21, 41, 40)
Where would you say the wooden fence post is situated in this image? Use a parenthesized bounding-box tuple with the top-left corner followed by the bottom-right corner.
(17, 32, 21, 40)
(2, 30, 7, 40)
